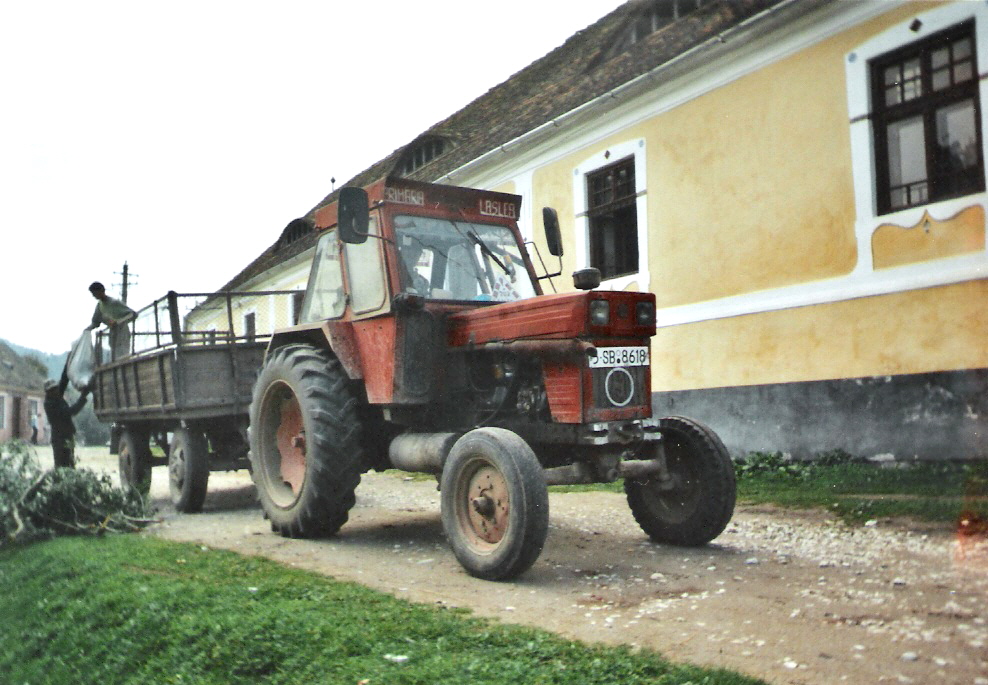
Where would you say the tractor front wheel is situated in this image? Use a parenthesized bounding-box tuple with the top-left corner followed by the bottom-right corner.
(249, 344, 363, 538)
(168, 427, 210, 513)
(625, 416, 736, 546)
(441, 428, 549, 580)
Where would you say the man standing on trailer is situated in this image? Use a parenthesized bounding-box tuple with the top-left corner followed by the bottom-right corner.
(87, 281, 135, 360)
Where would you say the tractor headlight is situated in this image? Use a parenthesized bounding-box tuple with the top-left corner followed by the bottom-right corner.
(635, 302, 655, 326)
(589, 300, 610, 326)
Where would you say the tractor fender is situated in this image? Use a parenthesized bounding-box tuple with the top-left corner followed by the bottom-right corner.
(266, 321, 363, 381)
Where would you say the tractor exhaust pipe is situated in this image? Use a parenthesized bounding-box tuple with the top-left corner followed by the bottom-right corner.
(388, 432, 459, 474)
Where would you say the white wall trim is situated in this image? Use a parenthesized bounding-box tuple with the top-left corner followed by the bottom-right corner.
(514, 168, 535, 242)
(656, 251, 987, 328)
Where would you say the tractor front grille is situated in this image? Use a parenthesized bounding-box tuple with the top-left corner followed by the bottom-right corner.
(591, 365, 648, 410)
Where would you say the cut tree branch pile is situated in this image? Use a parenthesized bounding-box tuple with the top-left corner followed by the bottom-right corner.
(1, 441, 156, 546)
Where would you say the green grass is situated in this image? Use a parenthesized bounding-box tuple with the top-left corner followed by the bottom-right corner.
(0, 535, 765, 685)
(734, 455, 988, 524)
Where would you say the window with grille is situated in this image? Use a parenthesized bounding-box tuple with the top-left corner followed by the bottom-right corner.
(586, 157, 639, 280)
(872, 21, 985, 214)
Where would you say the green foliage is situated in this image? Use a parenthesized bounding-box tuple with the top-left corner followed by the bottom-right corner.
(0, 536, 766, 685)
(733, 451, 807, 479)
(734, 449, 987, 524)
(74, 402, 110, 446)
(962, 459, 988, 497)
(0, 440, 154, 546)
(812, 448, 866, 466)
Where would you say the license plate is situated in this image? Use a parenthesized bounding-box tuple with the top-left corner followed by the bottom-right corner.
(589, 346, 649, 368)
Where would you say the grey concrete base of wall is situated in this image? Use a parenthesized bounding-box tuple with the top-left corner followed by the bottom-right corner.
(652, 368, 988, 461)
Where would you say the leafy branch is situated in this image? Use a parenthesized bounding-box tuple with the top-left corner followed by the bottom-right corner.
(1, 440, 156, 546)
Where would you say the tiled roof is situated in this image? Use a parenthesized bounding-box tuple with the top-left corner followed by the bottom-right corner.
(0, 341, 45, 393)
(221, 0, 789, 292)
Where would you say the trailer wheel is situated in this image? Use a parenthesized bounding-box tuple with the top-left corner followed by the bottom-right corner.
(625, 416, 736, 546)
(441, 428, 548, 580)
(168, 427, 210, 513)
(118, 428, 152, 497)
(249, 344, 362, 538)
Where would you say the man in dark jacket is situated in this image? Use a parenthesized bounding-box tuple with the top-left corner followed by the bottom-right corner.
(43, 368, 90, 469)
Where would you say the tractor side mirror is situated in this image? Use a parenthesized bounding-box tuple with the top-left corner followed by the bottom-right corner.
(542, 207, 562, 257)
(338, 187, 370, 244)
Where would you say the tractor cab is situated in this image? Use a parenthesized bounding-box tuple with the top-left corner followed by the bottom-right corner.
(300, 179, 541, 321)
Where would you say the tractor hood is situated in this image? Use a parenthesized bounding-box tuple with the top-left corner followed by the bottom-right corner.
(446, 291, 656, 348)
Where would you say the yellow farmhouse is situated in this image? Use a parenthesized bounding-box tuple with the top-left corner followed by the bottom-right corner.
(220, 0, 986, 461)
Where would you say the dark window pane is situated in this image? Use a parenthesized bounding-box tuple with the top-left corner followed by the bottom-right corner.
(903, 76, 922, 101)
(936, 100, 979, 167)
(933, 67, 951, 91)
(587, 158, 638, 279)
(932, 47, 950, 69)
(954, 61, 973, 83)
(935, 99, 981, 197)
(903, 57, 921, 80)
(954, 37, 972, 61)
(887, 115, 927, 188)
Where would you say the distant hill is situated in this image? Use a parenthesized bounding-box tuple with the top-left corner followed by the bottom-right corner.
(0, 339, 68, 379)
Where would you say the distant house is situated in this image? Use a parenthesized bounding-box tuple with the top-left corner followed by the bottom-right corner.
(0, 342, 47, 445)
(216, 0, 987, 460)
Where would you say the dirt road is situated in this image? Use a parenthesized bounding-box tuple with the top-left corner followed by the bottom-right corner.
(61, 448, 988, 684)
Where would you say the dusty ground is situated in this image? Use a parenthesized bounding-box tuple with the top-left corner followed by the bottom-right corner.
(43, 447, 988, 684)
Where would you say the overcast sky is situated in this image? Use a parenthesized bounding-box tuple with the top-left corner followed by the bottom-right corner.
(1, 1, 622, 355)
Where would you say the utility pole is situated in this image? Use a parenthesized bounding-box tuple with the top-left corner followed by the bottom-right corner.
(116, 262, 138, 304)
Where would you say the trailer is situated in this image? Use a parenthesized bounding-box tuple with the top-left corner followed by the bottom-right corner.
(91, 290, 298, 511)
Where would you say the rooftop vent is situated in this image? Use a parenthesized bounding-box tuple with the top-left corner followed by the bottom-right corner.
(276, 217, 314, 251)
(616, 0, 707, 51)
(397, 136, 449, 177)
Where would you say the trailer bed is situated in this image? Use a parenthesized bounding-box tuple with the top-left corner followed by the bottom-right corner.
(93, 342, 266, 422)
(91, 290, 297, 424)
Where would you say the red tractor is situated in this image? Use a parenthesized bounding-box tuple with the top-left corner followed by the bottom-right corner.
(249, 178, 735, 580)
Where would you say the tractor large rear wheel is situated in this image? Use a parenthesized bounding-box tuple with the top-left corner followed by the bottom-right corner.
(441, 428, 549, 580)
(249, 344, 363, 538)
(625, 416, 735, 546)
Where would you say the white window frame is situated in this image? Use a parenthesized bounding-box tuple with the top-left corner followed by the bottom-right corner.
(846, 1, 988, 275)
(572, 138, 649, 292)
(0, 394, 6, 430)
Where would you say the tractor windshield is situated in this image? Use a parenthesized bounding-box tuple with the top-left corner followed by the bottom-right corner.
(394, 215, 537, 302)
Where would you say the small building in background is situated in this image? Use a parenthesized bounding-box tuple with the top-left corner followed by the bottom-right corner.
(0, 342, 47, 445)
